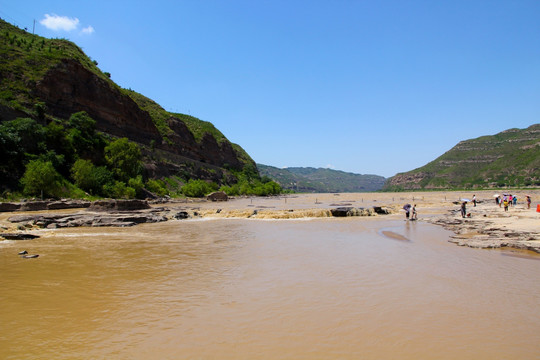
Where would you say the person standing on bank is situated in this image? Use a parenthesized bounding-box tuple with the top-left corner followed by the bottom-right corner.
(472, 194, 477, 207)
(460, 202, 467, 218)
(403, 204, 411, 220)
(527, 195, 531, 209)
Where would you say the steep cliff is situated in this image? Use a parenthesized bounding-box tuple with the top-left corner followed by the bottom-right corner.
(0, 19, 253, 183)
(383, 124, 540, 190)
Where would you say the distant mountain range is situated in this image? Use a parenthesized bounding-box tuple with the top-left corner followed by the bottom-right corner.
(257, 164, 386, 193)
(383, 124, 540, 190)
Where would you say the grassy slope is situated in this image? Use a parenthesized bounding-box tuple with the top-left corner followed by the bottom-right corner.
(385, 124, 540, 189)
(0, 18, 253, 167)
(0, 19, 111, 114)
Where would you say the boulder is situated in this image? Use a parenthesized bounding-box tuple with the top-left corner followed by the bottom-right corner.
(373, 206, 389, 215)
(207, 191, 228, 202)
(173, 211, 190, 220)
(330, 207, 355, 217)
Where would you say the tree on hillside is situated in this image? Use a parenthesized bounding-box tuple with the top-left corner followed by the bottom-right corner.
(0, 118, 47, 189)
(71, 158, 114, 195)
(104, 137, 142, 182)
(67, 111, 105, 161)
(20, 160, 62, 198)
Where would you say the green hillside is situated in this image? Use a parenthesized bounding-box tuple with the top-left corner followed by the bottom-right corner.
(384, 124, 540, 190)
(258, 164, 386, 193)
(0, 18, 277, 199)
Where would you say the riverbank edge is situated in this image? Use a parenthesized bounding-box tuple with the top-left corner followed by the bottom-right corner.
(1, 195, 539, 254)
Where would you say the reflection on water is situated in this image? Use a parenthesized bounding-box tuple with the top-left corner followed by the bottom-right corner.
(1, 217, 539, 359)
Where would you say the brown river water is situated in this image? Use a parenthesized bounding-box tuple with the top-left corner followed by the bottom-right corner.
(1, 193, 539, 359)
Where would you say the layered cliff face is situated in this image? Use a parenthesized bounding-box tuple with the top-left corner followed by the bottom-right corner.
(34, 59, 162, 145)
(33, 59, 246, 173)
(384, 124, 540, 190)
(0, 19, 253, 182)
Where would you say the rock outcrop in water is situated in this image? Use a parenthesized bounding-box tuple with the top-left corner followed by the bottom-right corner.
(8, 210, 167, 228)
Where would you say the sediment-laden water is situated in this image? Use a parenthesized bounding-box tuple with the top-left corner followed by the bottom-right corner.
(1, 194, 539, 359)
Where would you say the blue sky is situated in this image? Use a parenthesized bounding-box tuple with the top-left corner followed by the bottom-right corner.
(2, 0, 539, 177)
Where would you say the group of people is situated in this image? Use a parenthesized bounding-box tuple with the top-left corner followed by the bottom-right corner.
(403, 194, 534, 221)
(460, 193, 534, 217)
(494, 194, 532, 211)
(403, 203, 417, 220)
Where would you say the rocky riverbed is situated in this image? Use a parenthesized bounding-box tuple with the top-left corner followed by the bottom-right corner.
(0, 198, 392, 239)
(1, 193, 539, 254)
(424, 201, 540, 253)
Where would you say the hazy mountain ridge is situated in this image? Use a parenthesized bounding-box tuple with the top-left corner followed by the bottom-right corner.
(383, 124, 540, 190)
(257, 164, 386, 192)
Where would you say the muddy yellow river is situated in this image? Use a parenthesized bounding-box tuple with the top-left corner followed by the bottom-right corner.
(1, 214, 539, 359)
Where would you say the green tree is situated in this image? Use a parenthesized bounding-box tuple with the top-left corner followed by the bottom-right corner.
(71, 159, 98, 194)
(0, 118, 47, 189)
(104, 138, 142, 181)
(66, 111, 104, 159)
(102, 181, 136, 199)
(128, 175, 145, 198)
(182, 179, 217, 197)
(145, 179, 168, 197)
(20, 160, 62, 198)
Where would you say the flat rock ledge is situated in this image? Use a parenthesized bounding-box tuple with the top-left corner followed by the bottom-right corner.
(8, 208, 167, 229)
(0, 199, 91, 212)
(425, 210, 540, 254)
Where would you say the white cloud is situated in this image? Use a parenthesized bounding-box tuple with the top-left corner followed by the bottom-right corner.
(40, 14, 79, 31)
(81, 26, 95, 35)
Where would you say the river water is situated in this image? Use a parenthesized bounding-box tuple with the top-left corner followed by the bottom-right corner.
(1, 195, 539, 359)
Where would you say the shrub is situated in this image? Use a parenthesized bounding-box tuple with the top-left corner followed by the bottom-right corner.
(102, 181, 135, 199)
(145, 179, 168, 196)
(128, 176, 145, 198)
(71, 159, 108, 195)
(20, 160, 62, 198)
(182, 179, 217, 197)
(105, 138, 142, 181)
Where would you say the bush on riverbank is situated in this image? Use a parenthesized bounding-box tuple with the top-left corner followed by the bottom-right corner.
(0, 112, 286, 201)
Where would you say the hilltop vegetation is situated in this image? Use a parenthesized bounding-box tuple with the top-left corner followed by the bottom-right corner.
(257, 164, 386, 193)
(0, 19, 281, 199)
(384, 124, 540, 191)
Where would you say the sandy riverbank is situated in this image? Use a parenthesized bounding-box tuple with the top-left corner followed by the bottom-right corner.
(2, 190, 539, 252)
(173, 190, 540, 252)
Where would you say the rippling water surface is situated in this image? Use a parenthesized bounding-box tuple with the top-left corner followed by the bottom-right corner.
(1, 214, 539, 359)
